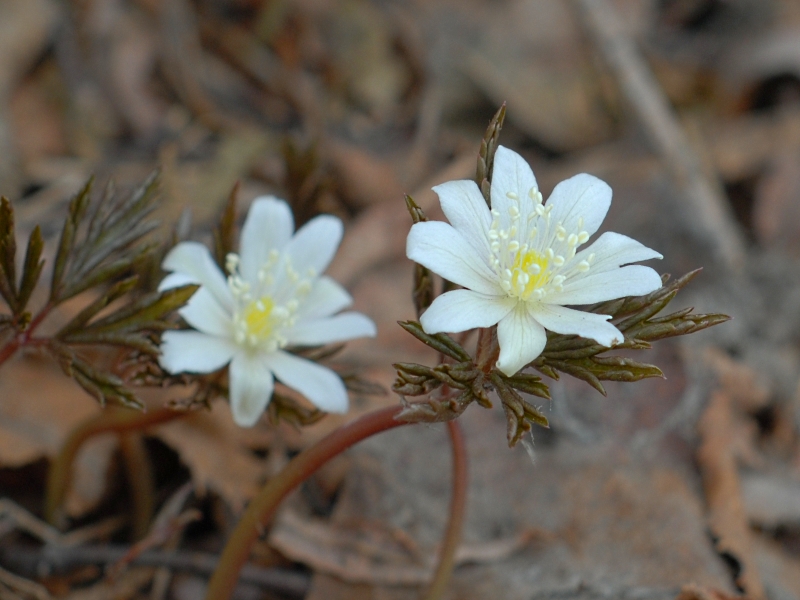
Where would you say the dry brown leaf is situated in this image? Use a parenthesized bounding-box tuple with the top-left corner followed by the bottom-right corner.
(269, 508, 542, 586)
(0, 352, 116, 518)
(153, 401, 270, 512)
(697, 352, 767, 600)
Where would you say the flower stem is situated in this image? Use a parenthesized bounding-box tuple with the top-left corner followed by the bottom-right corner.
(45, 407, 183, 526)
(205, 405, 409, 600)
(0, 301, 54, 368)
(423, 419, 468, 600)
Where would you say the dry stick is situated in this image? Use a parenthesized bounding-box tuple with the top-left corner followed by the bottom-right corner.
(573, 0, 747, 272)
(423, 420, 468, 600)
(44, 408, 184, 526)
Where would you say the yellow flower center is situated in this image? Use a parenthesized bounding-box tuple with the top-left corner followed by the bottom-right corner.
(510, 249, 550, 299)
(241, 296, 277, 340)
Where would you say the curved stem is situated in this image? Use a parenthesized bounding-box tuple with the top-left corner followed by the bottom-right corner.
(45, 408, 183, 526)
(205, 405, 409, 600)
(118, 433, 155, 540)
(423, 419, 468, 600)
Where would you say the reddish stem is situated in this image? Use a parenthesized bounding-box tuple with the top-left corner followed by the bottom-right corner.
(205, 405, 409, 599)
(0, 301, 54, 368)
(423, 420, 468, 600)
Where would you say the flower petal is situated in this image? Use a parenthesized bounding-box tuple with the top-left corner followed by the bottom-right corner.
(420, 289, 516, 334)
(496, 304, 547, 376)
(296, 276, 353, 320)
(490, 146, 538, 229)
(178, 286, 232, 337)
(571, 232, 662, 274)
(545, 265, 663, 305)
(239, 196, 294, 283)
(407, 221, 500, 295)
(545, 173, 611, 241)
(229, 351, 274, 427)
(287, 312, 376, 346)
(282, 215, 343, 279)
(434, 180, 492, 255)
(159, 331, 237, 374)
(529, 303, 623, 347)
(161, 242, 233, 312)
(266, 351, 349, 413)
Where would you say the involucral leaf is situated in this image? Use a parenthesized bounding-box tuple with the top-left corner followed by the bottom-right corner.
(397, 321, 471, 362)
(213, 181, 239, 269)
(476, 103, 507, 204)
(405, 195, 435, 316)
(51, 178, 93, 301)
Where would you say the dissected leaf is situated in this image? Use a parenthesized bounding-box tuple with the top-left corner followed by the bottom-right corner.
(50, 173, 160, 303)
(405, 195, 434, 317)
(17, 226, 44, 312)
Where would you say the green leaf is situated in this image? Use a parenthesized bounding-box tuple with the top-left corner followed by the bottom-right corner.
(17, 226, 44, 311)
(51, 178, 93, 301)
(50, 173, 161, 304)
(500, 371, 551, 400)
(476, 103, 507, 205)
(398, 321, 471, 362)
(50, 342, 143, 409)
(57, 277, 140, 337)
(405, 195, 435, 317)
(77, 284, 198, 334)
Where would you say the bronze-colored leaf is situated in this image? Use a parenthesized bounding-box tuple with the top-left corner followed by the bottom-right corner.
(397, 321, 471, 362)
(213, 181, 239, 269)
(476, 103, 507, 205)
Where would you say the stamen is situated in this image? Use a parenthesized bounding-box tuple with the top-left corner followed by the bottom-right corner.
(507, 192, 519, 200)
(577, 231, 589, 244)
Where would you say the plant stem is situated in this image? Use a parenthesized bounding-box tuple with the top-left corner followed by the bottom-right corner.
(0, 301, 54, 368)
(45, 407, 183, 526)
(423, 419, 468, 600)
(205, 405, 409, 599)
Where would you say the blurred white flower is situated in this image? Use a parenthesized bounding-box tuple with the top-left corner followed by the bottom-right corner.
(159, 197, 376, 426)
(407, 146, 662, 377)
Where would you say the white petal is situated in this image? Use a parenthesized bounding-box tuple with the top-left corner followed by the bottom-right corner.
(420, 289, 516, 334)
(266, 351, 349, 413)
(287, 312, 376, 346)
(496, 304, 547, 376)
(490, 146, 538, 229)
(282, 215, 343, 278)
(161, 242, 233, 312)
(434, 180, 493, 255)
(159, 331, 237, 374)
(407, 221, 500, 295)
(545, 173, 611, 241)
(239, 196, 295, 283)
(178, 286, 233, 337)
(545, 265, 663, 305)
(158, 272, 196, 291)
(571, 232, 662, 274)
(229, 352, 274, 427)
(529, 303, 623, 347)
(296, 276, 353, 320)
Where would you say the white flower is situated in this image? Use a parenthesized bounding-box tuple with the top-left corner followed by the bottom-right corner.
(407, 146, 663, 377)
(158, 196, 377, 427)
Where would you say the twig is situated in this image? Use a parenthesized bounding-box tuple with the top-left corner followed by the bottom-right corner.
(0, 565, 51, 600)
(118, 433, 155, 540)
(0, 545, 308, 600)
(573, 0, 747, 272)
(422, 420, 468, 600)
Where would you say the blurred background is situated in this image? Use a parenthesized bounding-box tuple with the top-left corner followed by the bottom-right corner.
(2, 0, 800, 599)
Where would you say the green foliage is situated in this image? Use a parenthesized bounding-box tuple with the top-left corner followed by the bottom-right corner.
(405, 195, 434, 317)
(0, 173, 199, 410)
(213, 181, 239, 270)
(0, 197, 45, 319)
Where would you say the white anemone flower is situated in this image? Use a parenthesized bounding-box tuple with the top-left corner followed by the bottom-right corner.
(407, 146, 663, 377)
(158, 196, 376, 427)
